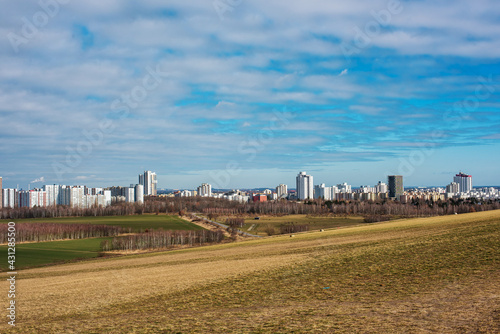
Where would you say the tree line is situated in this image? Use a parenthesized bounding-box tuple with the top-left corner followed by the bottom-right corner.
(100, 229, 224, 251)
(0, 223, 125, 243)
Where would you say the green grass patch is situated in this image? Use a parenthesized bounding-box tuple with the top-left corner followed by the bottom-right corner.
(0, 237, 111, 270)
(0, 214, 203, 232)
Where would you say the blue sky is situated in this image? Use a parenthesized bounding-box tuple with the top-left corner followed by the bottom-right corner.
(0, 0, 499, 189)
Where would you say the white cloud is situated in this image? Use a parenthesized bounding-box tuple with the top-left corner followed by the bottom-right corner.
(30, 177, 45, 184)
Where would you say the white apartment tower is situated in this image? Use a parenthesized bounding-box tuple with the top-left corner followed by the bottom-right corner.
(296, 172, 314, 200)
(375, 181, 388, 194)
(276, 184, 288, 199)
(135, 184, 144, 204)
(453, 172, 472, 193)
(43, 185, 60, 206)
(2, 188, 16, 208)
(314, 184, 333, 200)
(139, 171, 158, 196)
(197, 183, 212, 197)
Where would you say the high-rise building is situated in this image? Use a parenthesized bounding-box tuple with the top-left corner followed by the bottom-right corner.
(197, 183, 212, 197)
(139, 171, 157, 196)
(276, 184, 288, 199)
(314, 184, 333, 200)
(18, 189, 47, 208)
(388, 175, 404, 199)
(125, 187, 135, 203)
(337, 183, 352, 193)
(43, 185, 61, 206)
(135, 184, 144, 204)
(2, 189, 16, 208)
(453, 172, 472, 193)
(70, 186, 85, 208)
(296, 172, 313, 200)
(446, 182, 460, 194)
(375, 181, 388, 194)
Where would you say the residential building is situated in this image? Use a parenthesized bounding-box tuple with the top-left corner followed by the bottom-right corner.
(314, 184, 333, 200)
(446, 182, 460, 194)
(2, 188, 16, 208)
(139, 171, 158, 196)
(19, 189, 47, 208)
(337, 183, 352, 193)
(454, 172, 472, 193)
(43, 184, 60, 206)
(125, 187, 135, 203)
(197, 183, 212, 197)
(253, 195, 267, 202)
(375, 181, 388, 194)
(296, 172, 313, 200)
(135, 184, 144, 204)
(276, 184, 288, 199)
(388, 175, 404, 199)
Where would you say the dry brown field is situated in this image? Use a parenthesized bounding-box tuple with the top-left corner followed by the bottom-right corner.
(1, 210, 499, 333)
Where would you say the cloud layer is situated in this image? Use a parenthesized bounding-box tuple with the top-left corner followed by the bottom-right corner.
(1, 0, 499, 188)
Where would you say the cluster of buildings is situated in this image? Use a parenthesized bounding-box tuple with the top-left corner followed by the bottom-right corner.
(1, 170, 498, 209)
(294, 172, 403, 201)
(0, 171, 157, 209)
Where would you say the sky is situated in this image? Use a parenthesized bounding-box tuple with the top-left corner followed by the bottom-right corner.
(0, 0, 499, 190)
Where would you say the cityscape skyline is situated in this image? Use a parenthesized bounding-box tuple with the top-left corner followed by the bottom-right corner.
(1, 1, 499, 190)
(3, 169, 500, 210)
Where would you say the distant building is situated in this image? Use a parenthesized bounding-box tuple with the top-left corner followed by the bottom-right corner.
(388, 175, 404, 199)
(337, 183, 352, 193)
(276, 184, 288, 199)
(139, 171, 157, 196)
(454, 172, 472, 193)
(253, 195, 267, 202)
(0, 176, 2, 209)
(375, 181, 388, 194)
(125, 187, 135, 203)
(135, 184, 144, 204)
(43, 185, 60, 206)
(197, 183, 212, 197)
(296, 172, 314, 200)
(19, 189, 47, 208)
(314, 184, 333, 200)
(2, 188, 16, 208)
(446, 182, 460, 194)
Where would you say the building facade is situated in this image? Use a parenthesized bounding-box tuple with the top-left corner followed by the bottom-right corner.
(197, 183, 212, 197)
(276, 184, 288, 199)
(139, 171, 158, 196)
(2, 188, 16, 208)
(296, 172, 314, 200)
(135, 184, 144, 204)
(446, 182, 460, 194)
(388, 175, 404, 199)
(19, 189, 47, 208)
(453, 172, 472, 193)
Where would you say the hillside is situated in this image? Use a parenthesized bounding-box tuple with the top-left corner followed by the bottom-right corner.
(1, 210, 499, 333)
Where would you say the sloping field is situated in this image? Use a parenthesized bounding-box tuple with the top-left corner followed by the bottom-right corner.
(239, 214, 365, 236)
(0, 238, 111, 270)
(1, 210, 499, 333)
